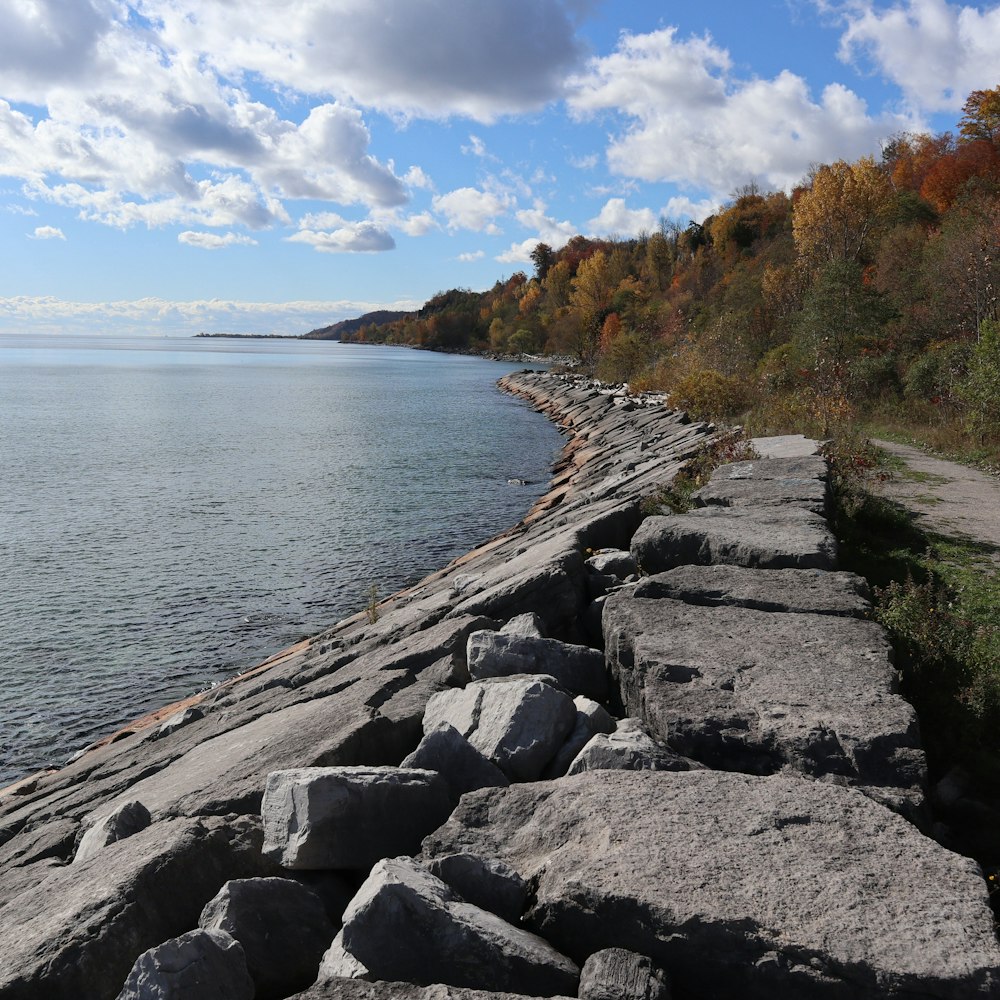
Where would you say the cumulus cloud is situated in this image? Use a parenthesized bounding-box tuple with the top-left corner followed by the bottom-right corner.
(178, 230, 258, 249)
(513, 205, 578, 245)
(0, 294, 421, 337)
(662, 195, 721, 225)
(457, 250, 485, 261)
(286, 217, 396, 253)
(588, 198, 657, 237)
(836, 0, 1000, 112)
(147, 0, 589, 122)
(29, 225, 66, 240)
(0, 4, 409, 237)
(433, 187, 513, 233)
(568, 26, 909, 196)
(496, 239, 540, 264)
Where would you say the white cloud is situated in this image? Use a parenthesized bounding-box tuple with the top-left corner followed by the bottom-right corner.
(178, 230, 258, 249)
(432, 187, 513, 233)
(496, 239, 539, 264)
(403, 166, 434, 190)
(568, 26, 909, 196)
(662, 195, 720, 225)
(396, 212, 439, 237)
(570, 153, 599, 169)
(0, 294, 422, 337)
(513, 205, 578, 245)
(457, 250, 485, 261)
(29, 225, 66, 240)
(145, 0, 589, 122)
(462, 135, 496, 160)
(588, 198, 657, 237)
(286, 218, 396, 253)
(836, 0, 1000, 112)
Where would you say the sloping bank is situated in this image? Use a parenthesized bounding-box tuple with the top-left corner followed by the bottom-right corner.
(0, 371, 996, 1000)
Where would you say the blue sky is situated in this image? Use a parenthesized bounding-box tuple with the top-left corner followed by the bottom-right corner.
(2, 0, 998, 337)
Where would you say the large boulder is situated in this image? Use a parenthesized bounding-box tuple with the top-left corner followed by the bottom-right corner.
(401, 725, 509, 805)
(320, 857, 579, 996)
(631, 507, 837, 573)
(261, 767, 453, 871)
(423, 771, 1000, 1000)
(422, 677, 576, 782)
(602, 591, 926, 814)
(467, 631, 607, 700)
(426, 853, 528, 925)
(115, 928, 254, 1000)
(579, 948, 671, 1000)
(693, 455, 830, 515)
(0, 815, 271, 1000)
(199, 877, 335, 999)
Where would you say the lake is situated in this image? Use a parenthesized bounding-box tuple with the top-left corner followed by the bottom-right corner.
(0, 336, 563, 785)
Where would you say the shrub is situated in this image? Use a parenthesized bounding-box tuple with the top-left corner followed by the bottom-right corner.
(669, 368, 749, 421)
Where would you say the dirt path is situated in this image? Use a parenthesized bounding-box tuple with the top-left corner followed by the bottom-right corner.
(873, 439, 1000, 557)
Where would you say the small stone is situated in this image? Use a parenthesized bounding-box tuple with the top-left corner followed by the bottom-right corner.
(74, 801, 151, 865)
(579, 947, 671, 1000)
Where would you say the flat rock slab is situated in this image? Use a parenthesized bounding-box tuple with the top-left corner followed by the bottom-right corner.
(262, 767, 452, 871)
(694, 476, 829, 515)
(290, 979, 575, 999)
(423, 771, 1000, 1000)
(750, 434, 822, 458)
(632, 565, 871, 618)
(632, 508, 838, 573)
(712, 456, 829, 481)
(602, 592, 925, 812)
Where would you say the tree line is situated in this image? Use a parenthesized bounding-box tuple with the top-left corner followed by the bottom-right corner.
(342, 87, 1000, 459)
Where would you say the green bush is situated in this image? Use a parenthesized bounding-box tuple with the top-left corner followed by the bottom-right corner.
(959, 319, 1000, 440)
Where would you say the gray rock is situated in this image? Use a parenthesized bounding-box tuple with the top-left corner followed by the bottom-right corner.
(0, 815, 271, 1000)
(423, 678, 577, 782)
(585, 549, 638, 578)
(566, 725, 700, 775)
(401, 724, 509, 805)
(261, 767, 453, 871)
(541, 697, 617, 779)
(631, 507, 837, 573)
(156, 706, 204, 739)
(115, 928, 254, 1000)
(199, 877, 335, 1000)
(579, 948, 670, 1000)
(423, 771, 1000, 1000)
(289, 979, 576, 999)
(323, 856, 578, 995)
(74, 800, 151, 864)
(499, 613, 547, 639)
(632, 564, 871, 618)
(750, 434, 822, 458)
(426, 853, 528, 925)
(466, 632, 607, 700)
(710, 455, 829, 482)
(693, 475, 829, 515)
(603, 591, 925, 814)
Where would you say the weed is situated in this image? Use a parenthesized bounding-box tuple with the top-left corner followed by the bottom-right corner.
(640, 429, 759, 516)
(363, 583, 380, 625)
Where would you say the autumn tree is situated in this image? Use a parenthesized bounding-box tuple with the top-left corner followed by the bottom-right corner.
(959, 87, 1000, 144)
(792, 157, 894, 267)
(569, 250, 614, 359)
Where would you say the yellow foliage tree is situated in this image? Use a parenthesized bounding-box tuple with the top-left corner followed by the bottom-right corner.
(792, 156, 893, 267)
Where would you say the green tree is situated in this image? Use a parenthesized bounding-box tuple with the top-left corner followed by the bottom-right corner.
(959, 319, 1000, 439)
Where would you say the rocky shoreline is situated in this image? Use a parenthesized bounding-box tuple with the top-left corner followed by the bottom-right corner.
(0, 370, 997, 999)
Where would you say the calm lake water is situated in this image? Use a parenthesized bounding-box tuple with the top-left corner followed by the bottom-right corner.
(0, 336, 563, 785)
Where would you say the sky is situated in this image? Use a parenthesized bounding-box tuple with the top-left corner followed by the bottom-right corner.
(2, 0, 999, 337)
